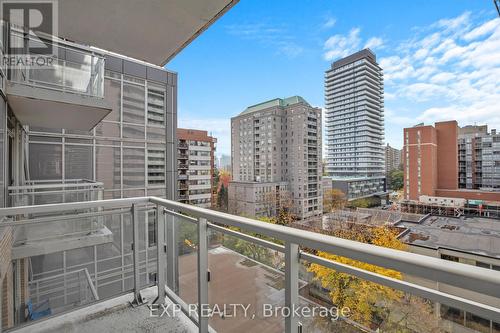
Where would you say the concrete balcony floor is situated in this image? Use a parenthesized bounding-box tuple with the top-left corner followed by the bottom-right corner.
(16, 286, 197, 333)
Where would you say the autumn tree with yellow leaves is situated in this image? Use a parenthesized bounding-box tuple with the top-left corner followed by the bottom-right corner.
(309, 223, 437, 332)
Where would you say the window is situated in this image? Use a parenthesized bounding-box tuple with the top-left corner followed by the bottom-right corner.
(148, 211, 156, 247)
(147, 86, 165, 126)
(148, 149, 165, 185)
(476, 261, 490, 269)
(65, 145, 93, 179)
(440, 304, 464, 325)
(441, 254, 459, 262)
(466, 312, 490, 333)
(29, 142, 62, 180)
(123, 83, 145, 124)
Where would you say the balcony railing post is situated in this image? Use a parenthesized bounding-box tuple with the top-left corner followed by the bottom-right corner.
(197, 217, 209, 333)
(285, 241, 300, 333)
(156, 205, 166, 305)
(166, 212, 179, 293)
(132, 203, 142, 304)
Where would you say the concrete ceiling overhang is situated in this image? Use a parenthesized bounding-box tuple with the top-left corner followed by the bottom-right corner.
(55, 0, 238, 66)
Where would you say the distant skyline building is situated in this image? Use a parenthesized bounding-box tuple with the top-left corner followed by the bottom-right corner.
(324, 49, 386, 200)
(228, 96, 322, 219)
(385, 143, 402, 181)
(217, 154, 232, 172)
(177, 128, 217, 208)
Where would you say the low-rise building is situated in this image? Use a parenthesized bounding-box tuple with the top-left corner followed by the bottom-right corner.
(397, 215, 500, 333)
(323, 177, 387, 202)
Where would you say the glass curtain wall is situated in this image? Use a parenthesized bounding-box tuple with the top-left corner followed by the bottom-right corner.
(24, 68, 172, 305)
(27, 70, 168, 199)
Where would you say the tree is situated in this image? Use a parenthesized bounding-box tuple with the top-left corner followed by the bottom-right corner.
(348, 197, 380, 208)
(275, 191, 295, 225)
(379, 295, 440, 332)
(323, 189, 347, 213)
(261, 190, 278, 217)
(221, 216, 283, 267)
(308, 225, 407, 327)
(217, 184, 228, 211)
(388, 169, 404, 190)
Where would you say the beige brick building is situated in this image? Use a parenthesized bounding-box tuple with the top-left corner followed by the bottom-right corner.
(229, 96, 322, 219)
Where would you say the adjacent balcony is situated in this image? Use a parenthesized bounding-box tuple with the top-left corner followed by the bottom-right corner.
(1, 197, 500, 333)
(6, 179, 110, 259)
(5, 29, 111, 130)
(8, 179, 103, 207)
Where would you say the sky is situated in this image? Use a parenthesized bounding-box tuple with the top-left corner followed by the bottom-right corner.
(167, 0, 500, 157)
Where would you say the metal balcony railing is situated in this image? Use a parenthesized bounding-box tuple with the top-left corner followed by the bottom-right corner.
(29, 268, 99, 316)
(8, 179, 104, 207)
(8, 28, 105, 98)
(1, 197, 500, 332)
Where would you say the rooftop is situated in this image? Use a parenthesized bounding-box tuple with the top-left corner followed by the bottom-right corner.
(330, 48, 377, 69)
(238, 96, 310, 116)
(397, 216, 500, 259)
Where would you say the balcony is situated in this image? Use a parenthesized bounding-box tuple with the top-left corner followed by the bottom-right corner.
(5, 180, 109, 259)
(6, 29, 111, 131)
(1, 197, 500, 333)
(8, 179, 103, 207)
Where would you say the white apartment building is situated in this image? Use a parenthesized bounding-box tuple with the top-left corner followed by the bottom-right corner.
(324, 49, 386, 201)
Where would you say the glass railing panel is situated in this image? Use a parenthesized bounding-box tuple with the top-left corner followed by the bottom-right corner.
(206, 227, 285, 332)
(7, 28, 105, 98)
(299, 256, 440, 332)
(2, 202, 155, 329)
(177, 215, 198, 307)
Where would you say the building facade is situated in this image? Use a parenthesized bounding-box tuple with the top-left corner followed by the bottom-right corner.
(26, 59, 176, 201)
(0, 0, 239, 329)
(385, 143, 402, 175)
(324, 49, 386, 199)
(177, 128, 216, 208)
(0, 21, 177, 327)
(229, 96, 322, 219)
(458, 125, 500, 190)
(403, 121, 500, 202)
(397, 215, 500, 333)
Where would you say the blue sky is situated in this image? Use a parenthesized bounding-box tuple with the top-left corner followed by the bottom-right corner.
(168, 0, 500, 156)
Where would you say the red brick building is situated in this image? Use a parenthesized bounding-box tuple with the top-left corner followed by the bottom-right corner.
(403, 121, 499, 202)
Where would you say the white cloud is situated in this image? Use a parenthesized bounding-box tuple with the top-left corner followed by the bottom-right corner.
(225, 22, 303, 58)
(323, 17, 336, 29)
(323, 27, 361, 60)
(364, 37, 384, 50)
(463, 18, 499, 40)
(429, 72, 456, 84)
(382, 12, 500, 131)
(434, 12, 471, 34)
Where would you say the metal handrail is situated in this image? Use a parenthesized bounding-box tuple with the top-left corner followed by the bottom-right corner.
(1, 196, 500, 332)
(8, 180, 104, 191)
